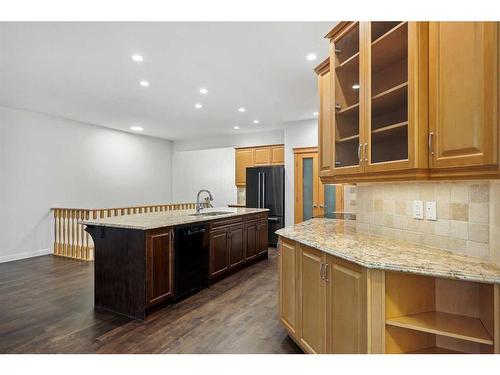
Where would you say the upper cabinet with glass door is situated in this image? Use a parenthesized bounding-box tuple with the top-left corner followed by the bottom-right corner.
(331, 22, 363, 175)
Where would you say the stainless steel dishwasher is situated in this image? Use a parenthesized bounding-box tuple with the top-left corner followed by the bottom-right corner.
(174, 223, 209, 301)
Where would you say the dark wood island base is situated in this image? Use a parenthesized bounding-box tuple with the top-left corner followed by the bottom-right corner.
(85, 211, 269, 320)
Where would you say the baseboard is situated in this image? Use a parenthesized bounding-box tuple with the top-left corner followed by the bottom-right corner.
(0, 248, 52, 264)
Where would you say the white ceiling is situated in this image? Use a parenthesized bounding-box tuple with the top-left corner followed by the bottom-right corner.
(0, 22, 333, 140)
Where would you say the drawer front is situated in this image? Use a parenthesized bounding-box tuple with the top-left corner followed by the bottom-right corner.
(246, 212, 268, 222)
(211, 215, 244, 230)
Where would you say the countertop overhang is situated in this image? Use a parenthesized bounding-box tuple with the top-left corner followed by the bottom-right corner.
(276, 218, 500, 284)
(81, 207, 269, 230)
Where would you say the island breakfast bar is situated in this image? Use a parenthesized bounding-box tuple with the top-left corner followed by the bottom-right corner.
(82, 207, 269, 320)
(277, 218, 500, 354)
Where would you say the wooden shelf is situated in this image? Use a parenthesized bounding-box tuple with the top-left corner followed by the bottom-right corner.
(336, 102, 359, 115)
(371, 22, 408, 73)
(386, 311, 494, 345)
(372, 121, 408, 135)
(407, 346, 465, 354)
(371, 22, 403, 42)
(336, 52, 359, 72)
(371, 82, 408, 117)
(336, 134, 359, 143)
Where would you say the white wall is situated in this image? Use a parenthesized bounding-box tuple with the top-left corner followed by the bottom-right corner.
(171, 148, 236, 207)
(283, 119, 318, 226)
(0, 106, 173, 263)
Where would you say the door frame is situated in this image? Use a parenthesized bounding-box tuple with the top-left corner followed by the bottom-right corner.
(294, 147, 345, 223)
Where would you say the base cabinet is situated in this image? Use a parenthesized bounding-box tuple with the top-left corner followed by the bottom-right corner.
(146, 228, 174, 307)
(278, 236, 500, 354)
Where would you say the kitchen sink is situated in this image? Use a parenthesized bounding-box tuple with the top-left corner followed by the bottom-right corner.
(189, 211, 232, 217)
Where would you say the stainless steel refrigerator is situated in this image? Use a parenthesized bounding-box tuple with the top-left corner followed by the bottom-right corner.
(246, 165, 284, 247)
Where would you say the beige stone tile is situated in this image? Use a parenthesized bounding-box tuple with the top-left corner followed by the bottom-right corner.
(393, 215, 408, 230)
(469, 203, 489, 224)
(419, 183, 435, 201)
(400, 230, 422, 245)
(492, 203, 500, 226)
(395, 200, 406, 215)
(451, 184, 469, 203)
(356, 222, 369, 233)
(470, 184, 489, 203)
(420, 221, 435, 234)
(447, 238, 467, 254)
(469, 223, 489, 244)
(374, 199, 383, 213)
(437, 202, 450, 220)
(383, 200, 395, 214)
(401, 183, 419, 200)
(372, 213, 384, 226)
(434, 220, 450, 236)
(435, 183, 451, 202)
(450, 203, 469, 221)
(466, 241, 490, 260)
(382, 227, 397, 239)
(423, 234, 449, 250)
(370, 224, 384, 236)
(383, 214, 394, 228)
(407, 218, 421, 232)
(450, 220, 469, 240)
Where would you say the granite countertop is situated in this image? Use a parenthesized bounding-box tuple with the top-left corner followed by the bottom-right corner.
(81, 207, 268, 230)
(276, 218, 500, 284)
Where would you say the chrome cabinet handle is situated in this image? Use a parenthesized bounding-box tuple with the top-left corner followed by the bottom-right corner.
(429, 132, 434, 155)
(357, 144, 362, 163)
(364, 143, 368, 162)
(319, 204, 325, 208)
(313, 203, 318, 208)
(320, 263, 325, 280)
(324, 263, 329, 282)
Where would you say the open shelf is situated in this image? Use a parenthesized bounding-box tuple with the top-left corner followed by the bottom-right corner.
(407, 346, 465, 354)
(385, 272, 496, 354)
(386, 311, 493, 345)
(372, 121, 408, 135)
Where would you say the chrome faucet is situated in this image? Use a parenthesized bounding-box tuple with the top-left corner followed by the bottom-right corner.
(196, 189, 214, 214)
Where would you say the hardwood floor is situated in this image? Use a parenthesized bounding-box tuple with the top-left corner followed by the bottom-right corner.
(0, 248, 302, 354)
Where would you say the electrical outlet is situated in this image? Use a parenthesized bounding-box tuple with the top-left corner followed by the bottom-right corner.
(426, 201, 437, 221)
(413, 200, 424, 220)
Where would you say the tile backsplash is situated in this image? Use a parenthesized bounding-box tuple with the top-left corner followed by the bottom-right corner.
(355, 181, 500, 264)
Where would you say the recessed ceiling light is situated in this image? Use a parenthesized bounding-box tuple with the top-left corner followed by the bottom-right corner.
(131, 54, 143, 63)
(253, 120, 260, 124)
(352, 84, 360, 89)
(306, 53, 317, 61)
(139, 80, 150, 87)
(199, 88, 208, 94)
(194, 103, 203, 109)
(313, 112, 319, 116)
(130, 126, 144, 131)
(233, 126, 240, 130)
(238, 107, 246, 113)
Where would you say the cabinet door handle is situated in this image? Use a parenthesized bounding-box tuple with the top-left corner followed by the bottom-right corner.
(364, 143, 368, 162)
(324, 263, 329, 282)
(357, 144, 362, 163)
(429, 132, 434, 155)
(319, 204, 324, 208)
(320, 263, 325, 280)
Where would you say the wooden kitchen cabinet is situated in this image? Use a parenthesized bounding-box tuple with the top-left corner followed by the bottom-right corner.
(209, 229, 230, 278)
(245, 220, 258, 260)
(228, 224, 245, 269)
(298, 244, 326, 353)
(271, 145, 285, 165)
(318, 21, 499, 183)
(256, 219, 268, 255)
(235, 144, 284, 186)
(235, 148, 255, 186)
(429, 22, 498, 176)
(254, 146, 272, 165)
(146, 228, 173, 307)
(279, 238, 299, 338)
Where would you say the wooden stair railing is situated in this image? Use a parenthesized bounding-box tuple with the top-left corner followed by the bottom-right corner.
(52, 202, 201, 261)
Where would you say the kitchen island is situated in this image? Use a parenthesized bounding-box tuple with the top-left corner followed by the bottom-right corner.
(82, 207, 269, 320)
(277, 218, 500, 354)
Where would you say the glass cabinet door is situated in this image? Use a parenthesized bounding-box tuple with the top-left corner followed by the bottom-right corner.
(332, 22, 361, 170)
(302, 157, 314, 221)
(368, 22, 409, 165)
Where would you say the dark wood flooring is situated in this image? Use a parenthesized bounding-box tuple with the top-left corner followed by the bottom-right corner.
(0, 248, 302, 354)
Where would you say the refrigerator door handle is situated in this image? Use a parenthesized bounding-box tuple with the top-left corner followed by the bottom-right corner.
(257, 172, 261, 208)
(268, 217, 280, 223)
(262, 172, 266, 208)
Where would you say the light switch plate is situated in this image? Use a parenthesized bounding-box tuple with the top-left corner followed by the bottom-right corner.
(413, 200, 424, 220)
(426, 201, 437, 221)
